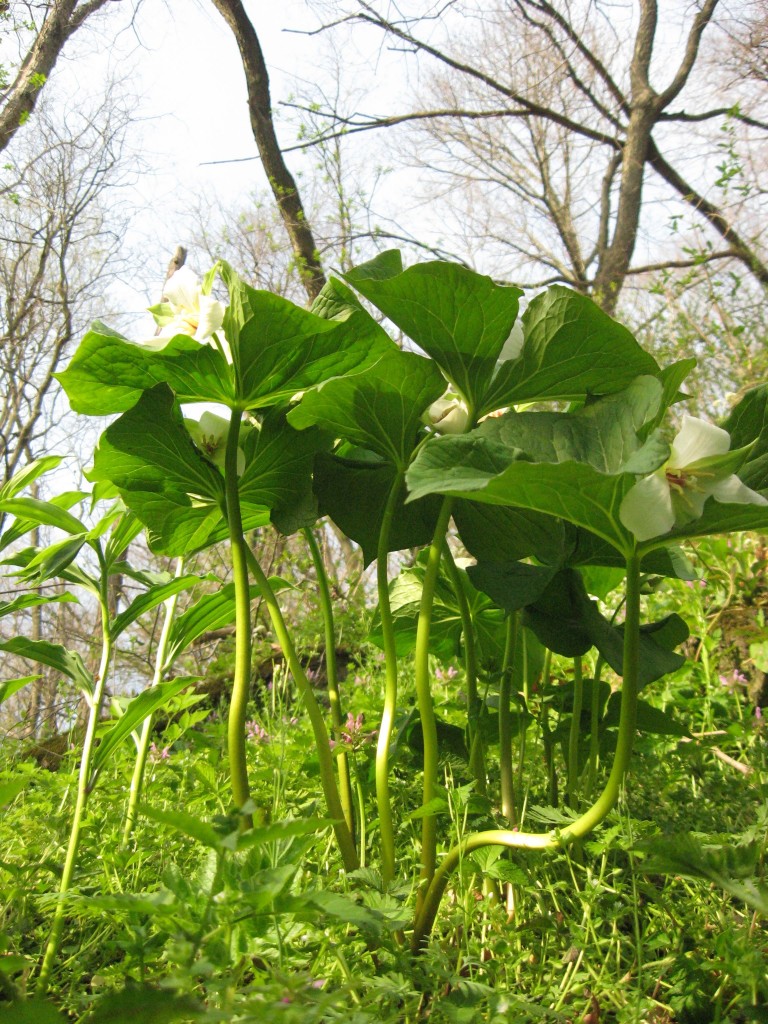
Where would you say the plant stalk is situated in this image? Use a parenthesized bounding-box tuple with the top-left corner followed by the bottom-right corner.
(374, 473, 404, 885)
(414, 496, 454, 913)
(244, 546, 359, 873)
(304, 526, 356, 843)
(499, 612, 519, 825)
(224, 408, 254, 824)
(122, 556, 185, 846)
(567, 656, 584, 809)
(37, 586, 113, 991)
(411, 551, 642, 950)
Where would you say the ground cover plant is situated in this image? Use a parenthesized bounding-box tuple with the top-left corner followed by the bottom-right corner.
(1, 255, 767, 1022)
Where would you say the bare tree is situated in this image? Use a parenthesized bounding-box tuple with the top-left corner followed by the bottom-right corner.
(298, 0, 767, 312)
(0, 0, 120, 155)
(210, 0, 328, 302)
(0, 93, 136, 481)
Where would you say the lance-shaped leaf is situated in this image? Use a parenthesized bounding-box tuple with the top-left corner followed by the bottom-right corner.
(89, 678, 194, 786)
(88, 384, 227, 556)
(0, 592, 78, 619)
(0, 637, 93, 696)
(313, 452, 443, 565)
(407, 377, 666, 556)
(287, 347, 446, 468)
(109, 574, 207, 641)
(0, 455, 61, 501)
(0, 497, 86, 535)
(344, 251, 522, 414)
(57, 323, 235, 415)
(481, 286, 660, 414)
(165, 581, 271, 664)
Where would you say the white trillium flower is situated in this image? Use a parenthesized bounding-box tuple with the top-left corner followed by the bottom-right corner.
(146, 267, 229, 357)
(619, 414, 767, 542)
(498, 320, 524, 363)
(423, 395, 471, 435)
(185, 411, 245, 476)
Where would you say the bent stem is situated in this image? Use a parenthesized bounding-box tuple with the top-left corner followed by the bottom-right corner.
(244, 546, 359, 873)
(304, 527, 355, 844)
(411, 551, 642, 951)
(224, 408, 253, 824)
(414, 497, 454, 913)
(37, 576, 113, 991)
(122, 556, 185, 846)
(375, 473, 404, 886)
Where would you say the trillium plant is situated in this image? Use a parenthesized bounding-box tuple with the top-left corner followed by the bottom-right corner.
(6, 251, 768, 984)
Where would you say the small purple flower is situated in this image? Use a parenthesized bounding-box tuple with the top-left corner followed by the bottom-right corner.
(755, 706, 763, 721)
(333, 711, 377, 750)
(149, 742, 170, 762)
(720, 669, 749, 690)
(246, 720, 269, 744)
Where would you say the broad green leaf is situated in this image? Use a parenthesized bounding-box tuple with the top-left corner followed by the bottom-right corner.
(57, 323, 234, 415)
(345, 252, 522, 414)
(407, 379, 666, 556)
(89, 679, 192, 783)
(85, 987, 206, 1023)
(109, 574, 205, 640)
(313, 452, 443, 565)
(0, 774, 32, 806)
(0, 497, 85, 535)
(2, 1000, 67, 1022)
(0, 638, 93, 695)
(219, 261, 392, 410)
(0, 675, 40, 706)
(238, 406, 327, 535)
(0, 455, 61, 501)
(235, 816, 332, 850)
(636, 832, 768, 915)
(454, 500, 567, 566)
(604, 693, 689, 737)
(481, 286, 659, 413)
(138, 804, 222, 849)
(309, 274, 366, 319)
(722, 381, 768, 489)
(287, 347, 445, 467)
(88, 384, 226, 556)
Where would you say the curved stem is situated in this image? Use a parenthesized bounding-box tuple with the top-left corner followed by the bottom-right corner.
(304, 526, 355, 843)
(567, 657, 584, 809)
(414, 497, 454, 911)
(224, 408, 253, 823)
(38, 583, 113, 991)
(499, 612, 519, 825)
(442, 544, 485, 794)
(244, 546, 359, 873)
(122, 556, 186, 846)
(412, 551, 642, 951)
(375, 472, 404, 885)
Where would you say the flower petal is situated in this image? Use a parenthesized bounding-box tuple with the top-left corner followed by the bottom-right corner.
(163, 266, 200, 312)
(619, 472, 675, 542)
(710, 474, 768, 507)
(498, 321, 524, 362)
(670, 415, 730, 467)
(195, 294, 226, 341)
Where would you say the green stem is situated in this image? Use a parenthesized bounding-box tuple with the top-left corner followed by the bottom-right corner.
(37, 587, 113, 991)
(374, 473, 404, 885)
(414, 497, 454, 911)
(411, 551, 642, 951)
(224, 408, 253, 823)
(442, 544, 485, 795)
(122, 556, 185, 846)
(304, 527, 355, 844)
(499, 612, 519, 825)
(567, 657, 584, 809)
(585, 656, 606, 800)
(244, 546, 359, 873)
